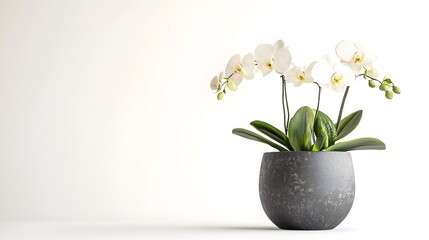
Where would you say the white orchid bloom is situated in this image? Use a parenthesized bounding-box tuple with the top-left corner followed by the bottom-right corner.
(225, 53, 254, 87)
(210, 71, 223, 90)
(366, 67, 378, 78)
(335, 40, 377, 74)
(311, 56, 355, 92)
(273, 39, 285, 50)
(254, 40, 292, 76)
(284, 62, 316, 87)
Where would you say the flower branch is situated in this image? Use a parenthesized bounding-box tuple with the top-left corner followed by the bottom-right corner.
(210, 39, 398, 152)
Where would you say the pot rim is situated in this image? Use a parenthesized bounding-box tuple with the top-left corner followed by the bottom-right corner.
(263, 151, 351, 156)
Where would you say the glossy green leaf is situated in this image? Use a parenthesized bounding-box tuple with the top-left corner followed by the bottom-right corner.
(337, 110, 362, 140)
(314, 110, 337, 149)
(250, 120, 292, 151)
(325, 137, 386, 151)
(312, 135, 325, 152)
(288, 106, 315, 151)
(232, 128, 287, 151)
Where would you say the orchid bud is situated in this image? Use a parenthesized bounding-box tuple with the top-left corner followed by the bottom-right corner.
(380, 83, 390, 91)
(383, 77, 392, 84)
(393, 86, 401, 94)
(385, 90, 393, 99)
(217, 92, 224, 100)
(227, 80, 237, 91)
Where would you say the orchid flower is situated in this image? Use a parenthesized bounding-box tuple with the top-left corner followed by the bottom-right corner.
(210, 72, 223, 91)
(366, 67, 378, 78)
(284, 62, 316, 87)
(311, 56, 355, 92)
(254, 40, 292, 76)
(335, 40, 376, 74)
(225, 53, 254, 87)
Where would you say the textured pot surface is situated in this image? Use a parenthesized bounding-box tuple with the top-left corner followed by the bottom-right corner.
(259, 151, 355, 230)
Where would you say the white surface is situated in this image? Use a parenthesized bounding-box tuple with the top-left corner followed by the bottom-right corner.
(0, 221, 422, 240)
(0, 0, 428, 238)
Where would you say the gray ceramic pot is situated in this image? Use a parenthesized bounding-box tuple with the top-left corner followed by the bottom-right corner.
(259, 151, 355, 230)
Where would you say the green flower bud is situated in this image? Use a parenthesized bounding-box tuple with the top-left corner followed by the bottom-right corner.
(385, 90, 393, 99)
(227, 80, 237, 91)
(393, 86, 401, 94)
(217, 92, 224, 100)
(380, 83, 390, 91)
(383, 76, 392, 84)
(368, 80, 376, 88)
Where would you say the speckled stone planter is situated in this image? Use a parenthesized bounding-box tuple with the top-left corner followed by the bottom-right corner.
(259, 151, 355, 230)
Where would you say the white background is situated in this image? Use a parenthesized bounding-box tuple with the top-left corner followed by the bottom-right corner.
(1, 0, 428, 239)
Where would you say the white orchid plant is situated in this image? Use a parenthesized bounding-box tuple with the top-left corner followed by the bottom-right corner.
(210, 40, 400, 152)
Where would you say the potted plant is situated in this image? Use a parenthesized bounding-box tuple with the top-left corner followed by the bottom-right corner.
(210, 40, 400, 230)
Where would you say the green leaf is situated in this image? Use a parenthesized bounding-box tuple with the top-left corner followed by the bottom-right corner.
(325, 137, 386, 151)
(288, 106, 315, 151)
(250, 120, 292, 151)
(314, 110, 337, 149)
(312, 135, 325, 152)
(337, 110, 362, 140)
(232, 128, 287, 152)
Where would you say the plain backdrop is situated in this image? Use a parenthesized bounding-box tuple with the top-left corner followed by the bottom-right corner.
(0, 0, 428, 237)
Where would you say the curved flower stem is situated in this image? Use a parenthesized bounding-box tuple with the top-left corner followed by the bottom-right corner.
(356, 73, 383, 84)
(312, 82, 322, 143)
(281, 75, 290, 135)
(336, 86, 350, 132)
(314, 82, 322, 119)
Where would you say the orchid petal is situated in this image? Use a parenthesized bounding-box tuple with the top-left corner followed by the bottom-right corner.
(366, 67, 378, 78)
(274, 39, 285, 52)
(242, 53, 255, 79)
(244, 72, 254, 80)
(293, 81, 304, 87)
(227, 79, 238, 91)
(273, 47, 292, 74)
(337, 64, 356, 86)
(363, 50, 377, 65)
(304, 61, 317, 83)
(336, 40, 357, 62)
(261, 65, 273, 77)
(225, 54, 241, 77)
(210, 76, 219, 90)
(343, 61, 363, 74)
(218, 72, 224, 82)
(311, 57, 334, 85)
(355, 43, 367, 53)
(285, 67, 300, 83)
(230, 73, 244, 86)
(255, 44, 274, 65)
(331, 83, 345, 93)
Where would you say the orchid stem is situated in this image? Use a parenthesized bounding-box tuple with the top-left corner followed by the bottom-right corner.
(314, 82, 322, 119)
(356, 73, 383, 84)
(312, 82, 322, 143)
(336, 86, 350, 132)
(281, 75, 290, 136)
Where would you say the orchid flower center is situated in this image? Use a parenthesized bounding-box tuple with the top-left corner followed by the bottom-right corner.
(353, 52, 365, 64)
(296, 71, 305, 82)
(265, 61, 272, 70)
(331, 72, 343, 85)
(235, 65, 243, 74)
